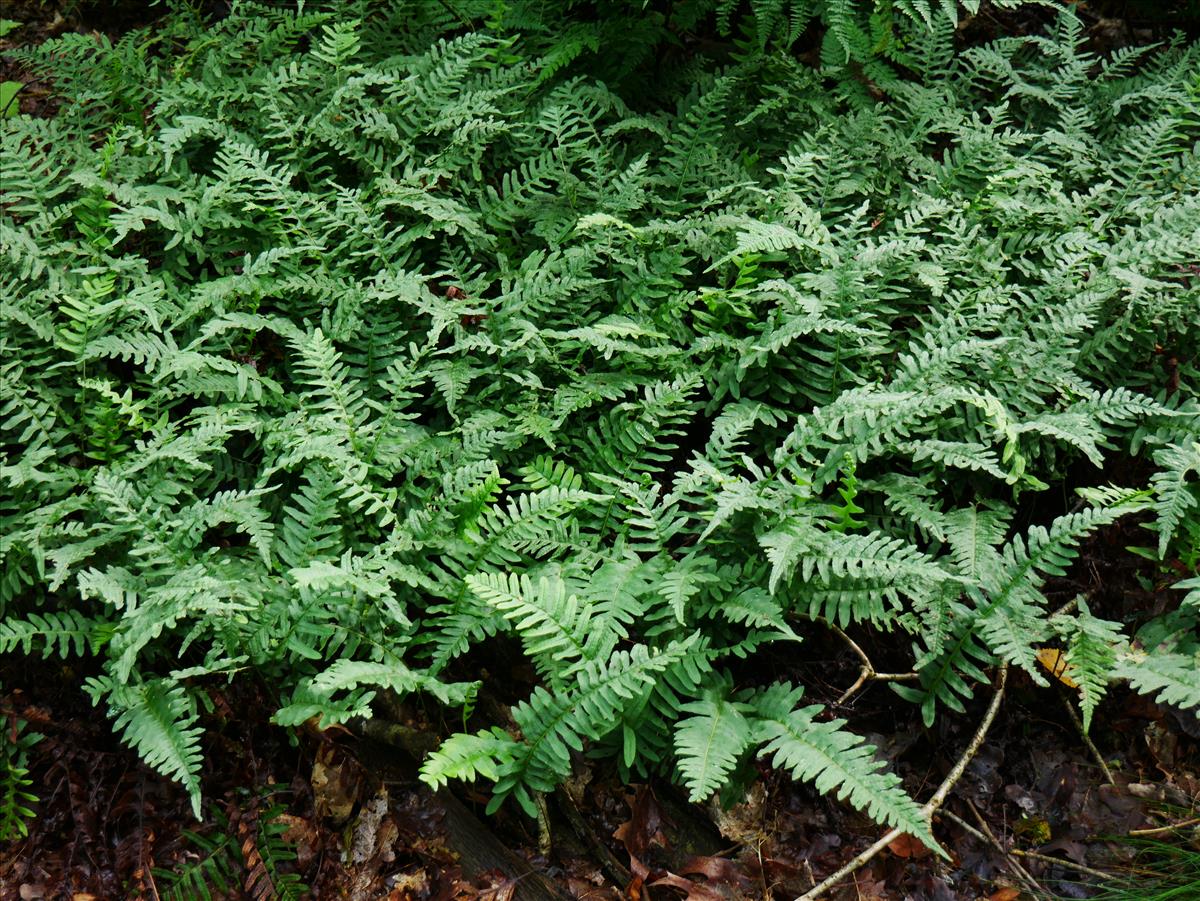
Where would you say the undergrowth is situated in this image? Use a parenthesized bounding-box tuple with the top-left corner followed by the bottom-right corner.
(1, 0, 1197, 864)
(1051, 838, 1200, 900)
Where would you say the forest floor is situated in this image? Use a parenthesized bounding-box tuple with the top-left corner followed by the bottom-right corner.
(2, 2, 1199, 900)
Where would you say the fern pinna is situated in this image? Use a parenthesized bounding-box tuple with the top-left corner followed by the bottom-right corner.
(1, 0, 1198, 849)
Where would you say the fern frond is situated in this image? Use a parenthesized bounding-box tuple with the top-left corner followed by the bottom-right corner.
(86, 676, 205, 818)
(750, 681, 940, 853)
(674, 690, 755, 802)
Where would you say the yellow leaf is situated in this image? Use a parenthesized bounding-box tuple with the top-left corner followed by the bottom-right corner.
(1036, 647, 1078, 688)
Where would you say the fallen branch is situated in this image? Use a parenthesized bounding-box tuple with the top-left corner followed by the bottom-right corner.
(796, 666, 1009, 901)
(1129, 816, 1200, 837)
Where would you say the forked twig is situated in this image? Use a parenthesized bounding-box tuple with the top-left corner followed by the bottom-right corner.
(967, 804, 1047, 896)
(940, 808, 1116, 883)
(796, 666, 1009, 901)
(824, 620, 919, 705)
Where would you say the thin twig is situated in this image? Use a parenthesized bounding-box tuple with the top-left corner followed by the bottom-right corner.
(796, 666, 1009, 901)
(1013, 849, 1117, 881)
(941, 809, 1115, 883)
(967, 803, 1047, 897)
(1129, 816, 1200, 837)
(824, 620, 919, 705)
(940, 810, 1040, 894)
(145, 865, 162, 901)
(1058, 693, 1116, 786)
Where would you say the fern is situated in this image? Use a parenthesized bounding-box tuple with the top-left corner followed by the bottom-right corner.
(1051, 599, 1126, 733)
(0, 704, 40, 841)
(1115, 648, 1200, 715)
(675, 688, 756, 802)
(1, 0, 1197, 847)
(85, 676, 205, 818)
(156, 793, 308, 901)
(751, 682, 940, 852)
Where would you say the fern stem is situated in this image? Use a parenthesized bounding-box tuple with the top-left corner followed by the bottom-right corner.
(1059, 691, 1116, 786)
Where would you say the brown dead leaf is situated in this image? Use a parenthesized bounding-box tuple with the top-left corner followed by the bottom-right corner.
(887, 832, 931, 859)
(385, 869, 430, 900)
(350, 788, 391, 864)
(613, 786, 668, 860)
(481, 881, 516, 901)
(272, 812, 319, 869)
(680, 855, 743, 885)
(311, 743, 362, 823)
(989, 887, 1021, 901)
(680, 854, 760, 897)
(849, 871, 889, 901)
(650, 872, 727, 901)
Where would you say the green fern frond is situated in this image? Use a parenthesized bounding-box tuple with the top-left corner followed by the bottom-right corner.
(674, 689, 755, 802)
(0, 609, 102, 658)
(750, 681, 940, 853)
(86, 676, 205, 818)
(1051, 599, 1125, 733)
(1115, 642, 1200, 716)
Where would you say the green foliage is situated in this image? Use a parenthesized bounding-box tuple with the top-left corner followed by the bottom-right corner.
(1, 0, 1197, 847)
(155, 791, 307, 901)
(0, 690, 40, 840)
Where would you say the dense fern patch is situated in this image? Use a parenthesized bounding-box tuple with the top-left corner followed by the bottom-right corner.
(1, 0, 1197, 853)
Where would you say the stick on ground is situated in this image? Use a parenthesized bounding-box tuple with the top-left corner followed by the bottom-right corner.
(796, 666, 1009, 901)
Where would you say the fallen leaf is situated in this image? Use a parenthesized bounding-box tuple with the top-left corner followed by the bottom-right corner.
(386, 869, 429, 900)
(1014, 816, 1051, 845)
(650, 872, 726, 901)
(350, 788, 391, 864)
(887, 832, 931, 859)
(1036, 648, 1078, 688)
(989, 887, 1021, 901)
(681, 855, 743, 884)
(613, 786, 668, 860)
(311, 744, 361, 823)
